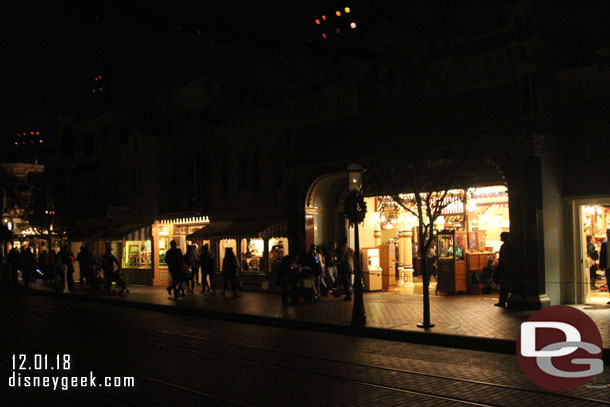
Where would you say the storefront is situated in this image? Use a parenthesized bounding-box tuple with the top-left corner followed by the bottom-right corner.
(186, 218, 289, 291)
(152, 214, 210, 286)
(307, 180, 511, 296)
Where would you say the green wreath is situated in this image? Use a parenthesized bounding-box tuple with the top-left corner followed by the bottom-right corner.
(344, 190, 367, 225)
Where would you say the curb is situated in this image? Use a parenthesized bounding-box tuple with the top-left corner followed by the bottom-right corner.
(19, 288, 610, 363)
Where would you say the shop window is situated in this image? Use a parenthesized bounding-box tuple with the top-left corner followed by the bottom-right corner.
(123, 240, 151, 268)
(158, 235, 170, 265)
(241, 238, 264, 272)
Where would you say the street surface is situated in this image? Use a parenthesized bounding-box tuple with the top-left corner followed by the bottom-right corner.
(1, 293, 609, 407)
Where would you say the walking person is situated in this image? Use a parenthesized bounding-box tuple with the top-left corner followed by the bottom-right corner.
(222, 247, 240, 297)
(183, 245, 197, 293)
(199, 244, 216, 294)
(76, 244, 91, 287)
(494, 232, 513, 308)
(165, 240, 183, 299)
(337, 237, 354, 301)
(102, 248, 121, 292)
(277, 253, 298, 306)
(20, 247, 36, 287)
(59, 245, 75, 291)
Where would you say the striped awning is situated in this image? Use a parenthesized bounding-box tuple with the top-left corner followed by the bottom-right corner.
(187, 219, 288, 241)
(97, 224, 152, 242)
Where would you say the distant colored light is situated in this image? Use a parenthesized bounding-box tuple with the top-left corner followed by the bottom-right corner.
(35, 131, 39, 135)
(92, 89, 96, 93)
(322, 15, 326, 21)
(99, 75, 102, 79)
(14, 142, 18, 145)
(322, 33, 327, 39)
(39, 140, 43, 143)
(95, 77, 98, 81)
(344, 7, 351, 13)
(30, 131, 34, 135)
(336, 28, 341, 34)
(22, 132, 26, 135)
(350, 22, 357, 29)
(99, 87, 103, 91)
(335, 11, 341, 17)
(315, 19, 320, 25)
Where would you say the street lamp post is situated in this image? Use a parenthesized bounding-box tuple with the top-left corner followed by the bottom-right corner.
(347, 163, 366, 326)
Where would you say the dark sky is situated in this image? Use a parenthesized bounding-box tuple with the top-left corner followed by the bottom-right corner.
(2, 0, 609, 149)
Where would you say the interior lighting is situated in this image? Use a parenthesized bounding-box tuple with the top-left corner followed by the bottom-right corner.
(350, 22, 357, 29)
(335, 11, 341, 17)
(344, 7, 351, 13)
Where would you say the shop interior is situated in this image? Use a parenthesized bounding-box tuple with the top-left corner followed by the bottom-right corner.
(354, 185, 510, 297)
(580, 204, 609, 304)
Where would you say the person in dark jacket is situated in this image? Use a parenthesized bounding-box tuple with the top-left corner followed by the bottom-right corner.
(20, 247, 36, 287)
(494, 232, 512, 308)
(199, 244, 216, 294)
(76, 244, 91, 287)
(165, 240, 183, 299)
(599, 228, 610, 304)
(337, 237, 354, 301)
(277, 253, 299, 306)
(222, 247, 240, 296)
(587, 235, 599, 290)
(102, 248, 121, 291)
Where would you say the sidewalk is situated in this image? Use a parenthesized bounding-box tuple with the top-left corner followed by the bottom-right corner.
(20, 279, 610, 358)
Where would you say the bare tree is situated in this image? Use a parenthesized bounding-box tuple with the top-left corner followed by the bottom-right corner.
(368, 134, 465, 328)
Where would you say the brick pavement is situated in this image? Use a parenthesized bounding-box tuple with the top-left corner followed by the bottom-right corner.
(22, 279, 610, 351)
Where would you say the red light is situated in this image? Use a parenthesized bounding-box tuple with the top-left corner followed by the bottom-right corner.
(22, 132, 26, 135)
(30, 131, 34, 135)
(35, 131, 39, 135)
(14, 142, 18, 145)
(95, 77, 98, 81)
(99, 76, 102, 79)
(99, 87, 103, 91)
(315, 19, 320, 25)
(322, 33, 327, 39)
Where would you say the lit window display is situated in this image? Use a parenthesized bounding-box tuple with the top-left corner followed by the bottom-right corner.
(241, 238, 264, 272)
(123, 240, 151, 268)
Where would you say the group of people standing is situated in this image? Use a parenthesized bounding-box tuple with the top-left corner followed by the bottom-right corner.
(276, 238, 355, 307)
(165, 241, 219, 299)
(1, 244, 76, 290)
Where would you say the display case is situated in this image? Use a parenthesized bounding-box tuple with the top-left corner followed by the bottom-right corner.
(362, 248, 383, 291)
(436, 230, 467, 295)
(379, 243, 396, 289)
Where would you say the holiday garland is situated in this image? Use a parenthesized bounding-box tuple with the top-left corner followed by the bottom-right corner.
(344, 190, 367, 225)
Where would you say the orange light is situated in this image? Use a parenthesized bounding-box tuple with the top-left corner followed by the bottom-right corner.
(335, 11, 341, 17)
(344, 7, 351, 13)
(315, 19, 320, 25)
(350, 22, 357, 29)
(22, 132, 26, 135)
(30, 131, 34, 135)
(35, 131, 39, 135)
(322, 15, 326, 21)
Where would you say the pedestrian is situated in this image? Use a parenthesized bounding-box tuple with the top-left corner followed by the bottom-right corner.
(165, 240, 183, 299)
(324, 241, 339, 296)
(199, 244, 216, 294)
(222, 247, 240, 296)
(184, 245, 197, 293)
(277, 253, 298, 306)
(20, 247, 36, 287)
(599, 228, 610, 304)
(301, 244, 321, 302)
(7, 246, 20, 286)
(102, 248, 121, 291)
(59, 245, 75, 291)
(192, 243, 201, 286)
(76, 244, 91, 287)
(494, 232, 513, 308)
(587, 235, 599, 290)
(337, 237, 354, 301)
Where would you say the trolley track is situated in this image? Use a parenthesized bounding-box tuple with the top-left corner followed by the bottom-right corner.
(3, 303, 608, 407)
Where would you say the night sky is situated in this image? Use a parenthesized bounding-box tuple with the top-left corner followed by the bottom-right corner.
(2, 0, 609, 153)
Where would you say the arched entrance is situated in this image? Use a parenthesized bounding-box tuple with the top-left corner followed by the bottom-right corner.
(304, 172, 348, 249)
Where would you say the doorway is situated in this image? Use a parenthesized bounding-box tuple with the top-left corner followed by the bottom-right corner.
(575, 201, 610, 304)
